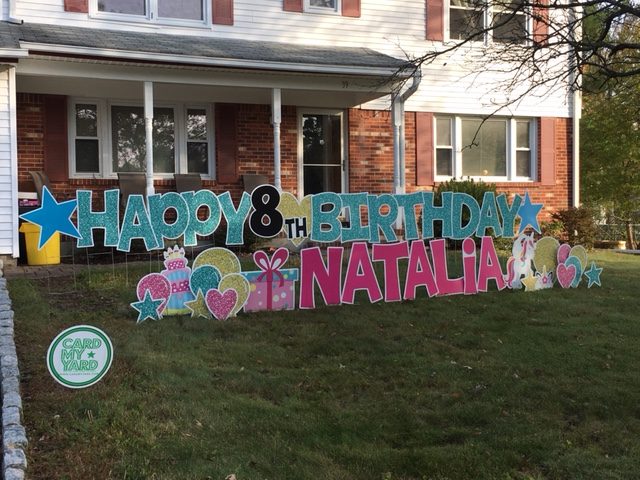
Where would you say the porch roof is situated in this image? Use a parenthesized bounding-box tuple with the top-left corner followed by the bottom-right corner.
(0, 21, 411, 76)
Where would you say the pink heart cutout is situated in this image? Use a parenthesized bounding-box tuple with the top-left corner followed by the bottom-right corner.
(205, 288, 238, 321)
(137, 273, 171, 315)
(556, 263, 576, 289)
(557, 243, 571, 265)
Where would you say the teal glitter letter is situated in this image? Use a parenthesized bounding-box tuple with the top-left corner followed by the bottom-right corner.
(395, 192, 423, 241)
(422, 191, 453, 239)
(149, 192, 189, 245)
(77, 189, 120, 248)
(476, 192, 503, 237)
(367, 194, 398, 243)
(450, 192, 480, 240)
(183, 190, 220, 247)
(118, 194, 159, 252)
(497, 194, 523, 238)
(311, 192, 342, 243)
(219, 191, 252, 245)
(340, 193, 370, 242)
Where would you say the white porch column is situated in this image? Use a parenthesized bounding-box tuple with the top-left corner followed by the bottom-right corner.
(271, 88, 282, 191)
(144, 81, 155, 197)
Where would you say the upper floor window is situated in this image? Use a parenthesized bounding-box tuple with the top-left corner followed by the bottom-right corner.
(305, 0, 340, 13)
(449, 0, 528, 44)
(434, 115, 535, 181)
(96, 0, 206, 24)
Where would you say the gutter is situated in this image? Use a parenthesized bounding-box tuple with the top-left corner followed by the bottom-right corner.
(20, 42, 412, 78)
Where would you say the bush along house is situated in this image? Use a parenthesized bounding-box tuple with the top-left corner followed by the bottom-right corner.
(0, 0, 578, 261)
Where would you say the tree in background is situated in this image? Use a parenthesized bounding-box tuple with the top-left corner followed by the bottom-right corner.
(581, 18, 640, 249)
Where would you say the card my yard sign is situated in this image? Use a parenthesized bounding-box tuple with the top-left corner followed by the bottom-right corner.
(20, 185, 603, 323)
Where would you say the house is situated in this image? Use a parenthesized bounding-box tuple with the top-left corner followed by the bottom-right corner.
(0, 0, 578, 260)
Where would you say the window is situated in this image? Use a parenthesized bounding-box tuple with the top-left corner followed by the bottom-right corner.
(435, 117, 453, 176)
(434, 116, 535, 181)
(305, 0, 340, 13)
(111, 106, 175, 174)
(448, 0, 528, 44)
(299, 112, 345, 195)
(95, 0, 206, 24)
(186, 109, 210, 175)
(70, 99, 214, 179)
(74, 104, 101, 174)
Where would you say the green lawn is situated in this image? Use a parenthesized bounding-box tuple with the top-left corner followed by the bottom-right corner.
(8, 250, 640, 480)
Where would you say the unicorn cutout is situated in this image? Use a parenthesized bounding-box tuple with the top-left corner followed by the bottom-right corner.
(505, 232, 536, 289)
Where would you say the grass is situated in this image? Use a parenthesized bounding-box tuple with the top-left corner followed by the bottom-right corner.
(8, 250, 640, 480)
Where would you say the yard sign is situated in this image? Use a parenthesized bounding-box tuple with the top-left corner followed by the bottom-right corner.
(20, 185, 603, 323)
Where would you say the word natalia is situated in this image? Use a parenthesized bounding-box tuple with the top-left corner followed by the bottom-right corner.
(74, 186, 541, 252)
(299, 237, 505, 309)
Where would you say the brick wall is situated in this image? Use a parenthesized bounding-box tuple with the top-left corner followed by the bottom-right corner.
(17, 93, 572, 222)
(348, 109, 573, 222)
(16, 95, 300, 205)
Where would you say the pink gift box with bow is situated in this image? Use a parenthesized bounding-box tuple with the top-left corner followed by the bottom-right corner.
(241, 248, 299, 313)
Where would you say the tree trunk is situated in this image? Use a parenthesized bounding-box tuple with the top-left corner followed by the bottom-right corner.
(626, 221, 637, 250)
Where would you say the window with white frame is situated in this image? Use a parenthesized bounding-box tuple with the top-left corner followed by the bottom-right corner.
(95, 0, 206, 24)
(305, 0, 340, 13)
(69, 99, 214, 178)
(449, 0, 528, 44)
(434, 116, 535, 181)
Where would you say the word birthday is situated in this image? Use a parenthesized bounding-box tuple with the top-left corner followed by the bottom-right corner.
(18, 185, 603, 324)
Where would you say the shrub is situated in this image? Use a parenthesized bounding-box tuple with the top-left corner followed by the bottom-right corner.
(434, 178, 498, 206)
(541, 220, 565, 239)
(550, 206, 598, 248)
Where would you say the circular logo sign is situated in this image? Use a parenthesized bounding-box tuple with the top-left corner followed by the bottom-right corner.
(47, 325, 113, 389)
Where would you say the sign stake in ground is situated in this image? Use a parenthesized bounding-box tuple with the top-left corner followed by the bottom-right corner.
(46, 325, 113, 389)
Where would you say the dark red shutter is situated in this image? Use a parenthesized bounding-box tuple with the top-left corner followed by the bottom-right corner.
(215, 104, 238, 183)
(43, 95, 69, 183)
(342, 0, 360, 17)
(540, 117, 556, 186)
(426, 0, 444, 41)
(416, 112, 435, 186)
(213, 0, 234, 25)
(283, 0, 303, 12)
(533, 0, 549, 44)
(64, 0, 88, 13)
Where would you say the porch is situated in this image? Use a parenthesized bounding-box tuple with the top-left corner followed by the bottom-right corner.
(0, 21, 416, 259)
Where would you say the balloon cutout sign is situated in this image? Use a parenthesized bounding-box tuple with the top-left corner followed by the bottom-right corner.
(19, 185, 603, 323)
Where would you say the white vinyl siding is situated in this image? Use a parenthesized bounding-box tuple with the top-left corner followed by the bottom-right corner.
(11, 0, 571, 118)
(0, 68, 17, 256)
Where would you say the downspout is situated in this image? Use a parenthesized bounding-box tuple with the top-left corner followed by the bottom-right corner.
(7, 0, 24, 24)
(572, 89, 580, 207)
(398, 68, 422, 195)
(392, 68, 422, 229)
(570, 3, 581, 207)
(391, 68, 422, 195)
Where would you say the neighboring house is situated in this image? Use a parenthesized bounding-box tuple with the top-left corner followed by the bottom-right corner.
(0, 0, 578, 259)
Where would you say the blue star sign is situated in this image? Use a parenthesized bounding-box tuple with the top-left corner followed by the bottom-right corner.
(19, 186, 80, 249)
(131, 290, 163, 324)
(584, 261, 603, 288)
(517, 192, 543, 234)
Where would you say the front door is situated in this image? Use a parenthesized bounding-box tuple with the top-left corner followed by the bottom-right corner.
(299, 110, 345, 196)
